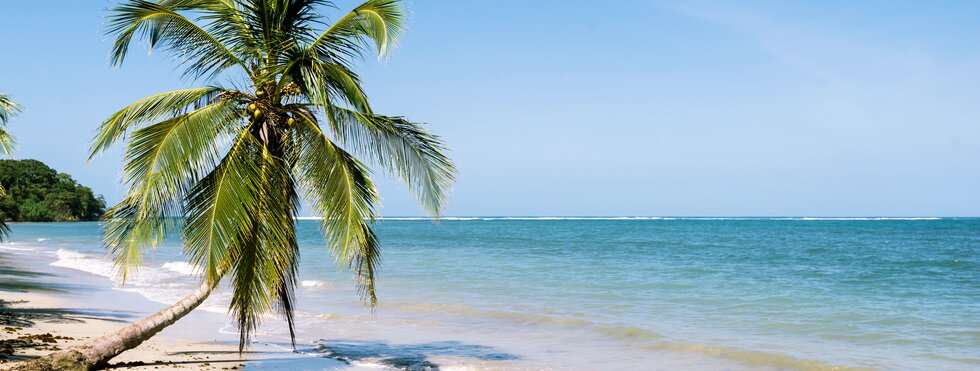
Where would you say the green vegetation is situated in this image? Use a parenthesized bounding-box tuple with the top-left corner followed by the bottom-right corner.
(0, 160, 106, 222)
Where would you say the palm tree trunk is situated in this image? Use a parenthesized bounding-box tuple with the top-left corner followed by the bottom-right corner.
(12, 280, 218, 371)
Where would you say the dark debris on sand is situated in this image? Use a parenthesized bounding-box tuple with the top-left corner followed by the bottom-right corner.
(0, 329, 74, 363)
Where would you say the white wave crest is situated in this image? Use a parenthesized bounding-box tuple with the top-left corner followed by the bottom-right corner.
(161, 262, 202, 276)
(0, 244, 37, 252)
(48, 249, 230, 311)
(50, 249, 115, 278)
(792, 217, 941, 221)
(301, 280, 328, 288)
(160, 262, 202, 276)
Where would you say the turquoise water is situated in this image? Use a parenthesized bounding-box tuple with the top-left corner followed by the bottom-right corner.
(2, 218, 978, 370)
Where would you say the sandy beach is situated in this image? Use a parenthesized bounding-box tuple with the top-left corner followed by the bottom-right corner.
(0, 257, 355, 371)
(2, 290, 246, 370)
(0, 292, 354, 370)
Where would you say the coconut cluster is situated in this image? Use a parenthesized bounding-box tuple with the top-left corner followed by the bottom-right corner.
(245, 88, 298, 125)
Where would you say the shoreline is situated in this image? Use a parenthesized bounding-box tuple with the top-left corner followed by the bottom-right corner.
(0, 257, 351, 370)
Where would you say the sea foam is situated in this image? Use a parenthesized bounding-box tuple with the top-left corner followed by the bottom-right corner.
(50, 248, 115, 278)
(49, 248, 229, 313)
(0, 244, 37, 252)
(161, 261, 202, 276)
(300, 280, 328, 288)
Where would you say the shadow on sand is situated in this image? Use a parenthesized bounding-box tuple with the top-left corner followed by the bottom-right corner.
(315, 339, 520, 370)
(146, 339, 520, 370)
(0, 252, 140, 328)
(0, 301, 137, 328)
(0, 252, 144, 364)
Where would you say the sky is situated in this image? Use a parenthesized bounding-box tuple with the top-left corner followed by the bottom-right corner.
(1, 0, 979, 217)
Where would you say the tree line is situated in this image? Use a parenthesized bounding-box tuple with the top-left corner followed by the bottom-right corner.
(0, 159, 105, 222)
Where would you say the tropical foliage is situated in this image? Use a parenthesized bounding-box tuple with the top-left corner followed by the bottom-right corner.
(93, 0, 454, 349)
(0, 160, 106, 222)
(0, 93, 22, 239)
(0, 93, 19, 158)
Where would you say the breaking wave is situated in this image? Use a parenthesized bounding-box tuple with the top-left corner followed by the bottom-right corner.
(161, 261, 201, 276)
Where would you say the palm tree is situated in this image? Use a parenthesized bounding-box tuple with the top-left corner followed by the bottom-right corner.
(0, 92, 21, 240)
(16, 0, 454, 369)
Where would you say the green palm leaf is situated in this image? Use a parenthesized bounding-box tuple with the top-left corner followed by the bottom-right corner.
(0, 93, 22, 157)
(108, 0, 246, 78)
(311, 0, 404, 59)
(0, 92, 21, 241)
(90, 87, 224, 159)
(325, 108, 455, 215)
(103, 98, 243, 281)
(293, 113, 381, 304)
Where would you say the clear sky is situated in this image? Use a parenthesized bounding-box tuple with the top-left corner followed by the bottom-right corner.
(1, 1, 978, 216)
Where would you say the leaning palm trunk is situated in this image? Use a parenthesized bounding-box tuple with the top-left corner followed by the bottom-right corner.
(12, 280, 217, 371)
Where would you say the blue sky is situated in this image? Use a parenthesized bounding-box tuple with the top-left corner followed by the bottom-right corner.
(1, 1, 978, 216)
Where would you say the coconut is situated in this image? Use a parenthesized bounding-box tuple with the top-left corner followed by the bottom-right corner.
(253, 110, 262, 119)
(287, 117, 295, 126)
(247, 103, 257, 111)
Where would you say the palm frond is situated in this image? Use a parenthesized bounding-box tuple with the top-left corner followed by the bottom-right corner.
(103, 98, 243, 281)
(100, 196, 159, 281)
(324, 107, 455, 215)
(183, 128, 260, 284)
(190, 132, 299, 350)
(183, 131, 266, 350)
(0, 93, 20, 240)
(198, 0, 263, 63)
(256, 141, 301, 348)
(108, 0, 246, 79)
(90, 87, 225, 159)
(293, 113, 381, 305)
(0, 184, 8, 242)
(285, 52, 371, 114)
(0, 93, 22, 157)
(310, 0, 404, 60)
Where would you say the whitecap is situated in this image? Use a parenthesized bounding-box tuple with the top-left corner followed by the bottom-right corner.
(50, 249, 115, 278)
(0, 244, 36, 252)
(788, 217, 941, 221)
(161, 261, 202, 276)
(300, 280, 328, 288)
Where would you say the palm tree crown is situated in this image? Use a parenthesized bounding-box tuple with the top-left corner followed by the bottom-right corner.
(92, 0, 454, 349)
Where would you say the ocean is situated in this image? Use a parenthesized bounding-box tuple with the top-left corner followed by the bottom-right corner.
(1, 218, 977, 370)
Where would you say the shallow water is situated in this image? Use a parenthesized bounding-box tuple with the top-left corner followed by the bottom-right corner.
(2, 218, 978, 370)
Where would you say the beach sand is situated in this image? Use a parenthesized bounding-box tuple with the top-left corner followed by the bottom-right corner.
(0, 291, 350, 370)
